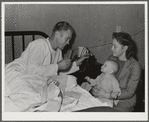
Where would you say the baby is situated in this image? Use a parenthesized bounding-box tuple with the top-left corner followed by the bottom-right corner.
(83, 60, 121, 107)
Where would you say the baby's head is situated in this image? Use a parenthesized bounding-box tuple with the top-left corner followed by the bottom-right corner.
(101, 60, 119, 75)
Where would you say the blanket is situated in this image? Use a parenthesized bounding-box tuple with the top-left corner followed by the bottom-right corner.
(5, 74, 109, 112)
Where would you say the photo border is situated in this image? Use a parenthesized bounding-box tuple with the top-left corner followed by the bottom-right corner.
(1, 1, 148, 121)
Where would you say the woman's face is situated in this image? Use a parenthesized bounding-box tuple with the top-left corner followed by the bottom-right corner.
(111, 38, 125, 58)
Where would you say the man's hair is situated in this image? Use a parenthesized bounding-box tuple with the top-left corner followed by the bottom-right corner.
(52, 21, 75, 36)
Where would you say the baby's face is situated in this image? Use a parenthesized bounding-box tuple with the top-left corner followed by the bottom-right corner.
(101, 61, 113, 74)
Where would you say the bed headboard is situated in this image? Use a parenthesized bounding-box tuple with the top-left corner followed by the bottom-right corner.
(5, 31, 49, 63)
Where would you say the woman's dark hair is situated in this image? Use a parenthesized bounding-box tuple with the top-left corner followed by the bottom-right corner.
(52, 21, 75, 36)
(112, 32, 134, 59)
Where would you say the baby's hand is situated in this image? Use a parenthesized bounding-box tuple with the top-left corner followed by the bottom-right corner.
(84, 76, 90, 82)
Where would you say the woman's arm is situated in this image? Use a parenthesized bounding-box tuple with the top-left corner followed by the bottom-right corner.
(118, 62, 142, 100)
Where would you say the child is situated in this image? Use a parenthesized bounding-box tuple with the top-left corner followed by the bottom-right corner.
(83, 60, 121, 107)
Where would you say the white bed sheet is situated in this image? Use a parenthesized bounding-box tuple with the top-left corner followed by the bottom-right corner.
(5, 74, 110, 112)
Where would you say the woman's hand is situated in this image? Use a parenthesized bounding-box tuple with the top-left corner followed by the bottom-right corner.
(58, 59, 72, 70)
(76, 54, 89, 66)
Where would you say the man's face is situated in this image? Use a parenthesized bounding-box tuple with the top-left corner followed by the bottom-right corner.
(56, 30, 72, 50)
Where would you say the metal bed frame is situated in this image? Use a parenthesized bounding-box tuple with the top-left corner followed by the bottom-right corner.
(5, 31, 49, 61)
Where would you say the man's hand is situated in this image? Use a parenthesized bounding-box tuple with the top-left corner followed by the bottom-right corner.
(58, 59, 72, 70)
(76, 54, 89, 66)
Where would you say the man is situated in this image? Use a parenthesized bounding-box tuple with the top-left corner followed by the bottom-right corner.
(5, 21, 88, 111)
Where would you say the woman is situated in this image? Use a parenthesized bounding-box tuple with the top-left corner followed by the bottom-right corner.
(81, 32, 142, 112)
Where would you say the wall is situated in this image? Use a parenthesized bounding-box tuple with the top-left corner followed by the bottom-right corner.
(5, 4, 145, 68)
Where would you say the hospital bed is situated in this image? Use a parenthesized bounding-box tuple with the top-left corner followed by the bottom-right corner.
(5, 31, 144, 112)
